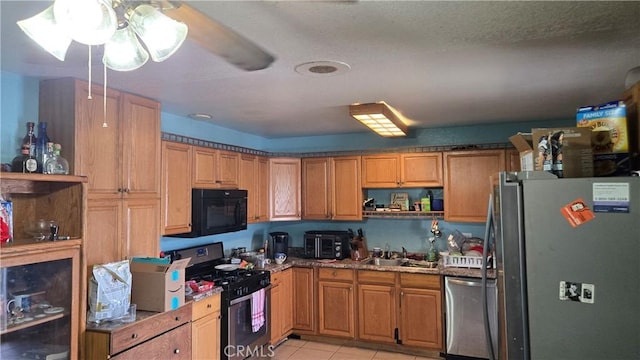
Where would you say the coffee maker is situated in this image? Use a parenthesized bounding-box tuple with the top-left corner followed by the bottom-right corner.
(268, 232, 289, 259)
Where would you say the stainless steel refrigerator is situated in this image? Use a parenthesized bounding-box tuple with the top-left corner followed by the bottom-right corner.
(492, 172, 639, 360)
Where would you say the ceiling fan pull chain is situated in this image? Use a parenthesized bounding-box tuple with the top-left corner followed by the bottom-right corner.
(87, 45, 93, 100)
(103, 61, 108, 128)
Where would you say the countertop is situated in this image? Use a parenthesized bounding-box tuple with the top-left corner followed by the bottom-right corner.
(262, 256, 496, 279)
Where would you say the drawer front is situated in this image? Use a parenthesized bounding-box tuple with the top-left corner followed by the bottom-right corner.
(112, 323, 191, 360)
(357, 270, 396, 285)
(318, 268, 353, 281)
(400, 273, 441, 290)
(271, 272, 282, 285)
(111, 304, 192, 354)
(192, 294, 221, 321)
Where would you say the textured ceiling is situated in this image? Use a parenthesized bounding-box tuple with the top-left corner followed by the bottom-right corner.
(1, 1, 639, 138)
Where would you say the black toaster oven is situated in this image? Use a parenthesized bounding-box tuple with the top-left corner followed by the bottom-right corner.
(303, 230, 352, 260)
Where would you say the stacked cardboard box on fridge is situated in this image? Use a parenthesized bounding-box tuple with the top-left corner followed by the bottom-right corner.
(509, 128, 593, 178)
(577, 100, 639, 176)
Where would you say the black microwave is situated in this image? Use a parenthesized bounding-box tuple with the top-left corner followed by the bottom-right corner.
(169, 189, 247, 238)
(303, 231, 352, 260)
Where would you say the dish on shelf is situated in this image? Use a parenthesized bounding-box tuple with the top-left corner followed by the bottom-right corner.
(44, 306, 64, 314)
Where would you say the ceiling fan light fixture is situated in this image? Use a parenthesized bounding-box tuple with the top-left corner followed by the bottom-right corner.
(128, 4, 188, 62)
(103, 25, 149, 71)
(16, 5, 71, 61)
(53, 0, 117, 45)
(349, 102, 409, 137)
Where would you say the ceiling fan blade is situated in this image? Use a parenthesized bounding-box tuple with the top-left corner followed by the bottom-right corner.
(163, 3, 275, 71)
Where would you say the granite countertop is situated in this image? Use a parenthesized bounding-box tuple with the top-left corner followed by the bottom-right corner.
(263, 256, 496, 279)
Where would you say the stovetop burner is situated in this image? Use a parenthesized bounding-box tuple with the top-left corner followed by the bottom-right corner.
(169, 242, 270, 300)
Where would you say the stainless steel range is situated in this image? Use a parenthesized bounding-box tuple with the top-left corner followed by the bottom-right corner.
(168, 242, 271, 360)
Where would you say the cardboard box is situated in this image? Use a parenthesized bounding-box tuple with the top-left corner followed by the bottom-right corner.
(531, 127, 593, 178)
(509, 132, 534, 171)
(131, 257, 191, 312)
(593, 153, 631, 177)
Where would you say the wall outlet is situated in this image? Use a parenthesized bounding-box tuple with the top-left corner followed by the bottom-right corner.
(462, 232, 472, 238)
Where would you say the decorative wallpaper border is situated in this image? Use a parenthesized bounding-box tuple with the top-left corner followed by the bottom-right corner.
(162, 132, 513, 158)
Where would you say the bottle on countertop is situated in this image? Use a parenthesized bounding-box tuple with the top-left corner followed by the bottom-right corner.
(36, 122, 50, 172)
(44, 144, 69, 175)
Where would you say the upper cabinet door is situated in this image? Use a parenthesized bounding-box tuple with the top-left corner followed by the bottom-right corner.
(269, 157, 301, 221)
(216, 150, 240, 188)
(121, 93, 161, 198)
(331, 156, 362, 221)
(192, 146, 217, 188)
(400, 153, 443, 187)
(301, 157, 331, 220)
(444, 150, 505, 222)
(361, 154, 400, 188)
(162, 141, 193, 235)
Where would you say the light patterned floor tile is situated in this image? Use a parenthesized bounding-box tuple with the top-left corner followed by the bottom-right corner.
(373, 350, 417, 360)
(302, 341, 342, 352)
(330, 351, 375, 360)
(288, 347, 335, 360)
(281, 338, 308, 348)
(336, 345, 377, 358)
(269, 344, 299, 359)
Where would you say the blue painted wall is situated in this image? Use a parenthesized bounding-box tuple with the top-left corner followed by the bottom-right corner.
(1, 72, 575, 256)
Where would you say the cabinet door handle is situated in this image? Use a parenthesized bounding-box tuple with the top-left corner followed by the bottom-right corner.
(174, 349, 180, 354)
(118, 188, 123, 192)
(207, 303, 212, 308)
(175, 316, 181, 321)
(131, 333, 138, 339)
(125, 188, 130, 193)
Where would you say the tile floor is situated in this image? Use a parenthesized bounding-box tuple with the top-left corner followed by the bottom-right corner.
(250, 338, 443, 360)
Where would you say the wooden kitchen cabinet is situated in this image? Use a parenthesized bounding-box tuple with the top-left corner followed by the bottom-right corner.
(301, 156, 362, 221)
(443, 150, 505, 222)
(357, 271, 397, 344)
(362, 152, 443, 188)
(191, 294, 221, 360)
(270, 269, 293, 345)
(506, 148, 521, 172)
(192, 146, 240, 189)
(39, 78, 161, 262)
(399, 273, 442, 350)
(269, 157, 301, 221)
(161, 141, 193, 235)
(86, 303, 191, 359)
(239, 154, 269, 223)
(0, 174, 86, 359)
(317, 268, 355, 339)
(292, 267, 316, 334)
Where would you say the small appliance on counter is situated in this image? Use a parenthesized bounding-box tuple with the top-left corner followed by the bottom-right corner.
(303, 230, 352, 260)
(267, 232, 289, 259)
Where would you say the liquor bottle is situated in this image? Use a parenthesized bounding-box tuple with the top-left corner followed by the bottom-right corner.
(44, 144, 69, 175)
(36, 122, 50, 172)
(21, 121, 37, 159)
(42, 143, 55, 174)
(11, 145, 38, 173)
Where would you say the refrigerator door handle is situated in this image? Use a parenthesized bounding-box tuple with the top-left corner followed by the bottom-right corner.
(482, 193, 497, 360)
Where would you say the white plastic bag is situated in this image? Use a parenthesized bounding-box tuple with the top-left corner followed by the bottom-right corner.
(87, 260, 132, 323)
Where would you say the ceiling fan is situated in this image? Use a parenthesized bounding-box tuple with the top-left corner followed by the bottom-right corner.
(17, 0, 276, 72)
(154, 1, 276, 71)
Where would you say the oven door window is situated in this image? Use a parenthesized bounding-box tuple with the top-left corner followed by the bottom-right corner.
(228, 290, 270, 354)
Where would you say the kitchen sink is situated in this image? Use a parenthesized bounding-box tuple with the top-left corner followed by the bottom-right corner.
(363, 258, 407, 266)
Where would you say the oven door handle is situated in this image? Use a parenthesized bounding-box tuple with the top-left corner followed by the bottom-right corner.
(229, 285, 271, 306)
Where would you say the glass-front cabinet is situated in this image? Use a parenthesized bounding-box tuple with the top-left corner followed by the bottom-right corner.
(1, 241, 80, 359)
(0, 173, 85, 360)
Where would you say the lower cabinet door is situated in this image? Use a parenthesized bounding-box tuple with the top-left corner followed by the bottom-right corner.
(400, 288, 443, 350)
(192, 313, 221, 360)
(318, 281, 354, 338)
(112, 323, 192, 360)
(357, 284, 396, 343)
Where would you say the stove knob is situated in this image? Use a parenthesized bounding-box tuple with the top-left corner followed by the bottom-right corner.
(336, 252, 341, 258)
(336, 245, 341, 251)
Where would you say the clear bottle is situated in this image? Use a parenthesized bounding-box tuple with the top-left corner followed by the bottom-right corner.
(42, 143, 55, 174)
(36, 122, 50, 172)
(21, 121, 37, 159)
(11, 145, 38, 173)
(44, 144, 69, 175)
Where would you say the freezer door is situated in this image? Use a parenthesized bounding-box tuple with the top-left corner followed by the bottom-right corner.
(522, 177, 639, 359)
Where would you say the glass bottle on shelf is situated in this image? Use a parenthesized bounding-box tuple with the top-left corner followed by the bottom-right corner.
(44, 144, 69, 175)
(21, 121, 37, 159)
(11, 145, 38, 173)
(42, 143, 55, 174)
(36, 122, 50, 173)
